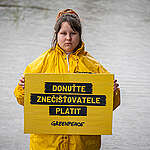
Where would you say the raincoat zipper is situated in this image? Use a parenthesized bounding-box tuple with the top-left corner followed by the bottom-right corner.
(66, 54, 69, 72)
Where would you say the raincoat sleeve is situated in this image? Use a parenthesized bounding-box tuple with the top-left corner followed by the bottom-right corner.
(97, 64, 120, 110)
(14, 65, 32, 106)
(113, 88, 120, 110)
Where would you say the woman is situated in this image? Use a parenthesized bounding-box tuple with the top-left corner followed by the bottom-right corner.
(14, 9, 120, 150)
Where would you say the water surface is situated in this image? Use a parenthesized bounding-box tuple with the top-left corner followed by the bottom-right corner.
(0, 0, 150, 149)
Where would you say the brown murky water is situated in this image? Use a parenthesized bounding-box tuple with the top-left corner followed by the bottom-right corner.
(0, 0, 150, 149)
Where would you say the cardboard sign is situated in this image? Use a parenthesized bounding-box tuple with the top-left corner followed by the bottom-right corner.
(24, 73, 114, 135)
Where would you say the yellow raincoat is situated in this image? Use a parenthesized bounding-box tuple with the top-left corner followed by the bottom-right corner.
(14, 42, 120, 150)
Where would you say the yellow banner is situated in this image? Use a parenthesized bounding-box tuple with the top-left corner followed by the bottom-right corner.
(24, 73, 114, 135)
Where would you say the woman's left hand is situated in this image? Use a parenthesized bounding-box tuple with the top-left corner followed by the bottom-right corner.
(114, 79, 119, 92)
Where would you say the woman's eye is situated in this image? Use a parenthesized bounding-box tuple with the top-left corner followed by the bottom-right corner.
(71, 32, 76, 35)
(60, 32, 66, 35)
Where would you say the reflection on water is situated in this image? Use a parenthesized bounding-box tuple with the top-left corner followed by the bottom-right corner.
(0, 0, 150, 150)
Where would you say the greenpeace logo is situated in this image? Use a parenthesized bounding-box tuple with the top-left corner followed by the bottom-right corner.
(51, 121, 85, 127)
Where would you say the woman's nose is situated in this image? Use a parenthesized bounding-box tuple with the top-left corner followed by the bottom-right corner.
(66, 33, 71, 40)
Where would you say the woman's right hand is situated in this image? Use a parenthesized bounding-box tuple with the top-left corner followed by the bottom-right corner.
(19, 76, 25, 89)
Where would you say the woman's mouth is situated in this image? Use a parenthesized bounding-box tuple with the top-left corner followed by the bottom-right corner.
(65, 43, 72, 45)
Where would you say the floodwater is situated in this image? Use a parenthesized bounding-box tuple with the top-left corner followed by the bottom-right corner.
(0, 0, 150, 149)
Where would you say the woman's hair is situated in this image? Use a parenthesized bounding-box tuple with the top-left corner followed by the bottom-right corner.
(51, 12, 82, 49)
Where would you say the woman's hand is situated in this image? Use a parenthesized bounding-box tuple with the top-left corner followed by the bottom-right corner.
(19, 76, 25, 89)
(114, 79, 119, 92)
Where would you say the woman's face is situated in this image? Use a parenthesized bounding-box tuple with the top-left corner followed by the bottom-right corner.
(57, 22, 80, 54)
